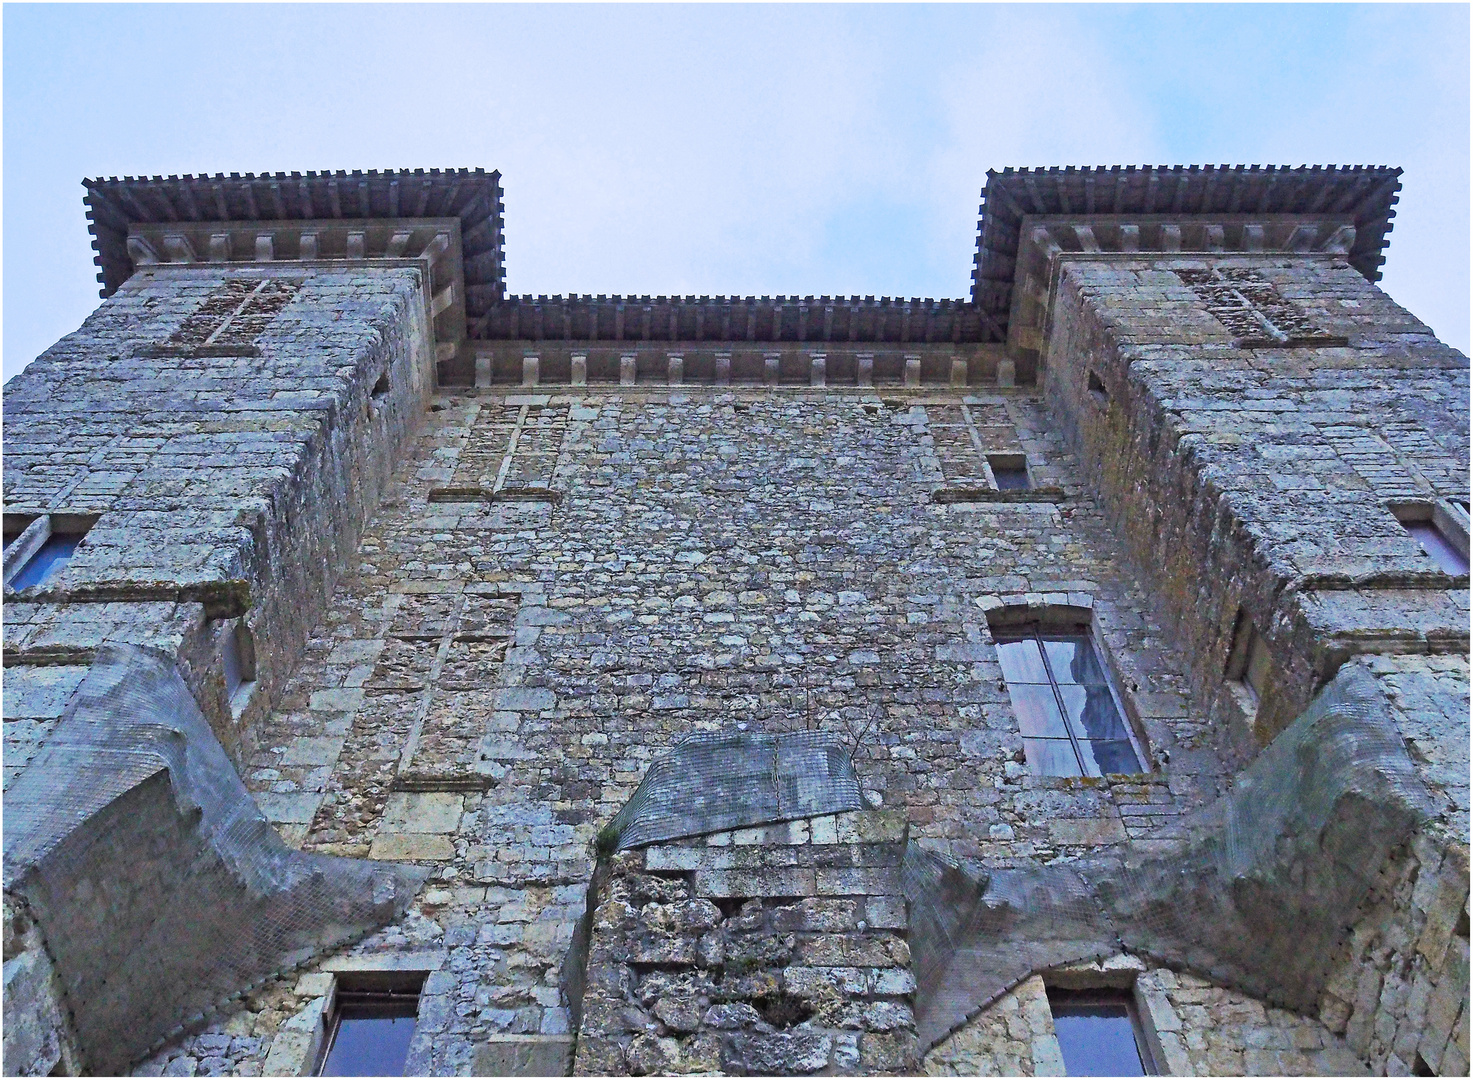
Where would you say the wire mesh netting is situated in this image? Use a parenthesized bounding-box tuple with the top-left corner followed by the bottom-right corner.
(604, 729, 865, 850)
(904, 661, 1438, 1053)
(2, 644, 429, 1074)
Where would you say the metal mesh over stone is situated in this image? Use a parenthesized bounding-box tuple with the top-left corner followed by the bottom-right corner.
(2, 644, 429, 1074)
(904, 662, 1438, 1053)
(604, 730, 865, 850)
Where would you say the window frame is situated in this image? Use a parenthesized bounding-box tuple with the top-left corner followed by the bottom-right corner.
(1390, 499, 1470, 577)
(992, 617, 1150, 778)
(1046, 984, 1160, 1076)
(314, 971, 427, 1077)
(2, 513, 96, 592)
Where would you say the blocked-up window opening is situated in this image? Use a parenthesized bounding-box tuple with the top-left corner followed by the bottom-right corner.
(163, 278, 299, 356)
(432, 401, 567, 503)
(988, 453, 1030, 491)
(1047, 987, 1155, 1076)
(1176, 267, 1344, 347)
(317, 972, 426, 1077)
(993, 621, 1145, 777)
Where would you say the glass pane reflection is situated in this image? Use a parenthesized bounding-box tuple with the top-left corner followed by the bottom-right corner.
(1041, 636, 1108, 685)
(1007, 684, 1070, 738)
(1080, 739, 1142, 777)
(1052, 1002, 1147, 1076)
(996, 638, 1049, 683)
(1023, 738, 1082, 777)
(1056, 685, 1129, 742)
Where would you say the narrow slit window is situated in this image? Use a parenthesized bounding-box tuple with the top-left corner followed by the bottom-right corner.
(222, 620, 258, 715)
(9, 532, 84, 591)
(1048, 986, 1156, 1075)
(1087, 370, 1109, 406)
(994, 622, 1145, 778)
(1241, 629, 1273, 703)
(317, 973, 425, 1077)
(988, 453, 1031, 491)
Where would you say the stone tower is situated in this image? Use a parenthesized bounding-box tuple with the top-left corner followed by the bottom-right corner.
(2, 165, 1467, 1077)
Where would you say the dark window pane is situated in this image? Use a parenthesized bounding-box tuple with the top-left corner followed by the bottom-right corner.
(1023, 738, 1082, 777)
(993, 465, 1030, 490)
(1041, 636, 1108, 685)
(10, 534, 82, 591)
(1052, 1002, 1147, 1076)
(1081, 739, 1143, 777)
(1007, 684, 1071, 738)
(1405, 521, 1469, 575)
(320, 1013, 417, 1076)
(995, 638, 1049, 683)
(1057, 685, 1129, 742)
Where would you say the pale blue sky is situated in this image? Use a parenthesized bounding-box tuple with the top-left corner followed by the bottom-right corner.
(4, 3, 1468, 381)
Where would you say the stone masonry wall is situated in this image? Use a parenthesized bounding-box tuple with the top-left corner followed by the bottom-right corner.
(2, 893, 83, 1077)
(1039, 255, 1468, 752)
(1316, 664, 1471, 1078)
(124, 376, 1250, 1075)
(28, 295, 1455, 1077)
(3, 263, 431, 768)
(3, 263, 431, 1076)
(922, 963, 1367, 1077)
(574, 811, 914, 1076)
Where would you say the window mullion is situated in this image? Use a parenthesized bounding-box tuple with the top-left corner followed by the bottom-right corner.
(1034, 628, 1088, 775)
(204, 279, 269, 347)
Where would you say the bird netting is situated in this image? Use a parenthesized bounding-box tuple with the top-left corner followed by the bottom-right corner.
(904, 661, 1437, 1052)
(2, 644, 429, 1074)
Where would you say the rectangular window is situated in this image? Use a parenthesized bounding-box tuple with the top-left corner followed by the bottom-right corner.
(1392, 503, 1470, 576)
(994, 624, 1145, 777)
(1048, 986, 1156, 1076)
(988, 453, 1031, 491)
(1225, 613, 1274, 711)
(4, 516, 94, 592)
(317, 972, 425, 1077)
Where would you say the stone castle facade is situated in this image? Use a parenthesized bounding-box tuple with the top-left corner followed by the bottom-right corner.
(2, 165, 1467, 1077)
